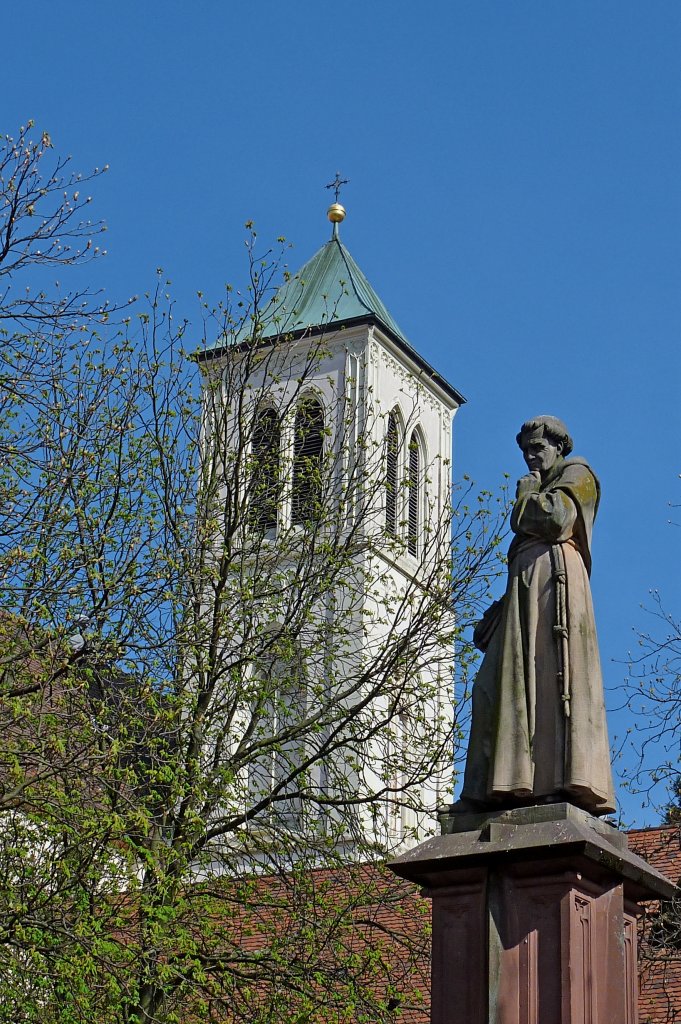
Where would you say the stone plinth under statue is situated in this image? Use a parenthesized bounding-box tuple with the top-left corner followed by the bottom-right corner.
(389, 803, 675, 1024)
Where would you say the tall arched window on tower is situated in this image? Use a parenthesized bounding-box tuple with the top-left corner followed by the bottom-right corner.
(247, 647, 306, 828)
(408, 431, 421, 556)
(250, 407, 281, 533)
(291, 397, 325, 526)
(385, 411, 399, 537)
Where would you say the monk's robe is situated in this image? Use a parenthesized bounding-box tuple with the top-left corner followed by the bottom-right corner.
(462, 456, 616, 815)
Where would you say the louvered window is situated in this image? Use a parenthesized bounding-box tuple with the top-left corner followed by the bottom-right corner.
(291, 398, 324, 526)
(408, 432, 420, 556)
(272, 656, 306, 826)
(385, 412, 399, 536)
(250, 408, 281, 532)
(248, 649, 306, 828)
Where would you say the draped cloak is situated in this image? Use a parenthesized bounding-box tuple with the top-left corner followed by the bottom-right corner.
(461, 457, 616, 814)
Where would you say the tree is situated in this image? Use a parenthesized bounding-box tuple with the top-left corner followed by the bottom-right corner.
(620, 503, 680, 1024)
(0, 133, 508, 1023)
(664, 776, 681, 826)
(621, 491, 680, 819)
(0, 119, 119, 329)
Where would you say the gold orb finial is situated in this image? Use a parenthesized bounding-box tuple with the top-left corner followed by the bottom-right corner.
(327, 202, 346, 224)
(325, 174, 349, 235)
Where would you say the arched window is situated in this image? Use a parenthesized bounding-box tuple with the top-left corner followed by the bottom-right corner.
(408, 431, 421, 556)
(291, 397, 325, 526)
(248, 648, 306, 828)
(385, 412, 399, 537)
(250, 407, 281, 532)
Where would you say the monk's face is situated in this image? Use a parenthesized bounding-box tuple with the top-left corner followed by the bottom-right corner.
(521, 435, 563, 478)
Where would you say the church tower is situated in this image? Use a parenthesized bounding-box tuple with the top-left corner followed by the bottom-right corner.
(199, 195, 464, 853)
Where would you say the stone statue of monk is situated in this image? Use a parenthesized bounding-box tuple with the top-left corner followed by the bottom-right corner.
(458, 415, 616, 816)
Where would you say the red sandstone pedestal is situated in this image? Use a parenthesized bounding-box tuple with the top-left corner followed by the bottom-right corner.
(389, 804, 675, 1024)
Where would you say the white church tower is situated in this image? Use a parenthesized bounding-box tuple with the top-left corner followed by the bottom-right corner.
(199, 193, 465, 855)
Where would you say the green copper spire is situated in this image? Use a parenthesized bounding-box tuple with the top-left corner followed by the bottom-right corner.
(211, 182, 409, 348)
(200, 195, 466, 407)
(257, 231, 411, 345)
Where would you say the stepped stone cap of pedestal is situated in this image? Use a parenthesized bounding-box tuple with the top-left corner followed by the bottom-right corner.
(439, 800, 626, 845)
(388, 802, 676, 901)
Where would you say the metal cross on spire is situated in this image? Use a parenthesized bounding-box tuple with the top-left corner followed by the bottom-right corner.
(325, 172, 349, 203)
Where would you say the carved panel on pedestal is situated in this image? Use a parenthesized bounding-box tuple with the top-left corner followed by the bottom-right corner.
(566, 881, 627, 1024)
(623, 910, 638, 1024)
(431, 880, 486, 1024)
(572, 893, 594, 1024)
(497, 876, 564, 1024)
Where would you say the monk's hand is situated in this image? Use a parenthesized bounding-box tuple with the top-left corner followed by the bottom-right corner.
(516, 472, 541, 496)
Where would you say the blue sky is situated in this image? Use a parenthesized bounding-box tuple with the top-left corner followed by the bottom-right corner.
(6, 1, 680, 824)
